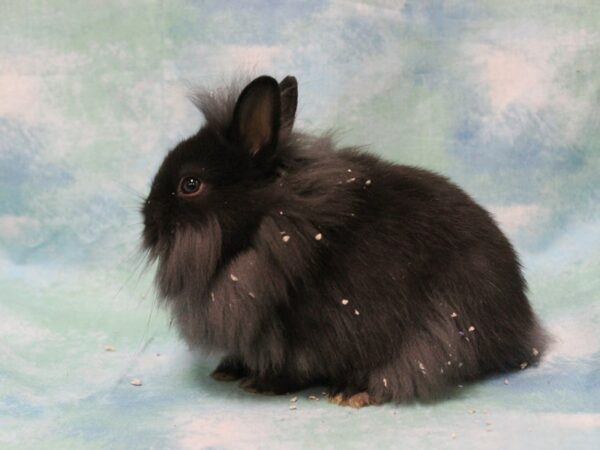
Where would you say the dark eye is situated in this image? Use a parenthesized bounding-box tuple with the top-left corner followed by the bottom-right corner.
(178, 176, 203, 196)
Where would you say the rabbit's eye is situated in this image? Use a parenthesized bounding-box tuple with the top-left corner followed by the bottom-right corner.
(178, 176, 203, 197)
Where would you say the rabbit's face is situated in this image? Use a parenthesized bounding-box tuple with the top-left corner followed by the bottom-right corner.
(141, 128, 248, 257)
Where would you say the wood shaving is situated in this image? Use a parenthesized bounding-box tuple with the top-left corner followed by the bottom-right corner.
(383, 378, 388, 388)
(308, 395, 319, 401)
(230, 274, 239, 282)
(520, 362, 528, 370)
(468, 326, 475, 332)
(532, 347, 539, 356)
(346, 177, 356, 183)
(282, 235, 291, 243)
(365, 179, 372, 186)
(130, 378, 142, 386)
(104, 345, 115, 352)
(450, 312, 458, 318)
(354, 309, 360, 316)
(248, 292, 256, 298)
(314, 233, 323, 241)
(341, 299, 349, 305)
(290, 396, 298, 403)
(289, 404, 297, 410)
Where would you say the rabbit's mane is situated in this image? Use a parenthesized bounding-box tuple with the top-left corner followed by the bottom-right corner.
(190, 79, 246, 135)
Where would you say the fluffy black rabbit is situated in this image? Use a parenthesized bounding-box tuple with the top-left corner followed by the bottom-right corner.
(142, 75, 548, 407)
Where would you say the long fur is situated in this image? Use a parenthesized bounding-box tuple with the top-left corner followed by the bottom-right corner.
(142, 76, 548, 403)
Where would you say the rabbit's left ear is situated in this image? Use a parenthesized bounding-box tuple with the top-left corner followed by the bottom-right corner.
(279, 75, 298, 135)
(230, 76, 281, 162)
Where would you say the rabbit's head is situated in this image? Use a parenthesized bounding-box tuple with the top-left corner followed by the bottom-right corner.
(141, 75, 298, 299)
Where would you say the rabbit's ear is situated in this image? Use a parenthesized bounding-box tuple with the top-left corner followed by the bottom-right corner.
(279, 75, 297, 134)
(230, 76, 281, 161)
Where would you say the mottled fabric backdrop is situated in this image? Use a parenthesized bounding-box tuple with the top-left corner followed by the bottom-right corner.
(1, 1, 599, 449)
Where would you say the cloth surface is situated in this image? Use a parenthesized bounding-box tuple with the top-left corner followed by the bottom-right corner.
(1, 1, 599, 448)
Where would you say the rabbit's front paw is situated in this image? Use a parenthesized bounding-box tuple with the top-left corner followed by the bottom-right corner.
(239, 376, 302, 395)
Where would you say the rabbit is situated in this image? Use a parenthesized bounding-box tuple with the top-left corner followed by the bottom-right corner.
(141, 75, 548, 407)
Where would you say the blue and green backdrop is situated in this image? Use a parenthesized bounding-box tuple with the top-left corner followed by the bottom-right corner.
(1, 1, 599, 448)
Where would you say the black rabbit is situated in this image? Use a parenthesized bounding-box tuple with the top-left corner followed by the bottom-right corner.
(141, 75, 548, 407)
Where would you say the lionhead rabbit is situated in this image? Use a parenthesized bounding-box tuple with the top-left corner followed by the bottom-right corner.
(142, 75, 547, 407)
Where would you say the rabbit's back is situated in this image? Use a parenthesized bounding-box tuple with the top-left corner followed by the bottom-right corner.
(273, 149, 546, 398)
